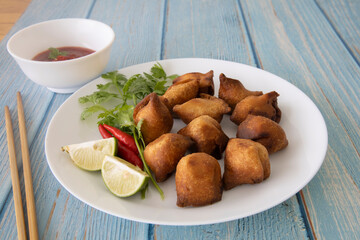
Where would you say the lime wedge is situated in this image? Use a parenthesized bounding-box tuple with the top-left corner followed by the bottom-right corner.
(101, 155, 149, 197)
(61, 138, 117, 171)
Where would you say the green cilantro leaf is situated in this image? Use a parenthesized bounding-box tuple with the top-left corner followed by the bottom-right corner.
(79, 63, 178, 126)
(150, 63, 166, 79)
(48, 47, 67, 60)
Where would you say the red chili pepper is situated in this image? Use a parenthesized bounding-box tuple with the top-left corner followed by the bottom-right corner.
(98, 124, 113, 138)
(117, 144, 144, 170)
(102, 124, 139, 155)
(98, 124, 143, 170)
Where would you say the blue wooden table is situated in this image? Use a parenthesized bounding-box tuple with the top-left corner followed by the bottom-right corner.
(1, 0, 359, 239)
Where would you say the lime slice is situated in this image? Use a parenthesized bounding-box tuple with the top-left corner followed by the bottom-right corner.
(61, 138, 117, 171)
(101, 155, 149, 197)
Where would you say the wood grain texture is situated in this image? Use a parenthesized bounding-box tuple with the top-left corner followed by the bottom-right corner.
(0, 0, 98, 239)
(1, 0, 162, 239)
(302, 147, 360, 239)
(240, 0, 360, 238)
(156, 0, 308, 238)
(17, 92, 39, 240)
(0, 0, 359, 239)
(89, 0, 166, 69)
(0, 0, 31, 41)
(240, 0, 360, 156)
(32, 1, 166, 238)
(0, 0, 95, 219)
(163, 0, 256, 65)
(154, 199, 308, 240)
(4, 106, 27, 240)
(315, 0, 360, 64)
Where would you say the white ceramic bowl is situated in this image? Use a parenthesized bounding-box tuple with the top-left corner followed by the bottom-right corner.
(7, 18, 115, 93)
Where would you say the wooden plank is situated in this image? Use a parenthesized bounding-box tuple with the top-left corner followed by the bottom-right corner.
(0, 0, 112, 239)
(240, 0, 360, 238)
(156, 0, 309, 238)
(242, 0, 360, 180)
(163, 0, 256, 65)
(302, 147, 360, 239)
(36, 0, 168, 236)
(0, 0, 32, 41)
(89, 0, 166, 70)
(0, 0, 95, 214)
(1, 0, 358, 239)
(0, 0, 166, 238)
(1, 0, 95, 43)
(242, 0, 360, 156)
(154, 198, 307, 240)
(315, 0, 360, 65)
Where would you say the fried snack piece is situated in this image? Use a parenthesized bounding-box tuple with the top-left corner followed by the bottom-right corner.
(223, 139, 270, 190)
(144, 133, 193, 182)
(176, 152, 222, 207)
(218, 73, 263, 110)
(173, 93, 231, 124)
(173, 70, 215, 96)
(133, 92, 173, 144)
(178, 115, 229, 159)
(230, 91, 281, 125)
(160, 78, 199, 111)
(236, 115, 288, 154)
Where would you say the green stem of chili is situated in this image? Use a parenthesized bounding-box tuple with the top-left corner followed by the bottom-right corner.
(132, 128, 164, 200)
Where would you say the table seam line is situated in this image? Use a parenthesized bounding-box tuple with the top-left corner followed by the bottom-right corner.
(313, 0, 360, 68)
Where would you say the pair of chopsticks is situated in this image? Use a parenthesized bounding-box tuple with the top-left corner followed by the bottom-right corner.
(5, 92, 39, 240)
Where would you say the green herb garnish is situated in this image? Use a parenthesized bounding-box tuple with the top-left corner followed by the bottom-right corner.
(79, 63, 178, 199)
(133, 119, 164, 199)
(48, 47, 67, 60)
(79, 63, 177, 133)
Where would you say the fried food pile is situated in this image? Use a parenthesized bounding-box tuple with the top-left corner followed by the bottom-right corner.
(136, 70, 288, 207)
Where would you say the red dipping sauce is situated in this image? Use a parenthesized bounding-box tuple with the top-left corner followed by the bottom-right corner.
(32, 46, 95, 62)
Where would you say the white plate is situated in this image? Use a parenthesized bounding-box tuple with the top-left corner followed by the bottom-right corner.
(45, 58, 328, 225)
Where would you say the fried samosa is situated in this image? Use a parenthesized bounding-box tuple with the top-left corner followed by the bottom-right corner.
(133, 92, 173, 144)
(230, 91, 281, 125)
(173, 70, 215, 96)
(223, 139, 270, 190)
(173, 93, 231, 124)
(160, 78, 199, 111)
(236, 115, 288, 154)
(218, 73, 263, 110)
(176, 152, 222, 207)
(178, 115, 229, 159)
(144, 133, 193, 182)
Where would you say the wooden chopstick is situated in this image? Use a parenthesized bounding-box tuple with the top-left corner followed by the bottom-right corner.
(17, 92, 39, 240)
(5, 105, 27, 240)
(4, 92, 40, 240)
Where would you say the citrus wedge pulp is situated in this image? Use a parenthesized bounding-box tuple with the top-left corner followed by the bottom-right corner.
(101, 155, 149, 197)
(61, 137, 117, 171)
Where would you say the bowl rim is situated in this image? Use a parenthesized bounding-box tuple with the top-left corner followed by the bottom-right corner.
(6, 18, 115, 65)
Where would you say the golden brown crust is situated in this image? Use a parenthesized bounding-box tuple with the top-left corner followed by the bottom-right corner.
(144, 133, 193, 182)
(230, 91, 281, 125)
(236, 115, 288, 154)
(177, 115, 229, 159)
(176, 153, 222, 207)
(218, 73, 263, 110)
(133, 92, 173, 144)
(160, 78, 199, 111)
(223, 139, 270, 190)
(173, 93, 231, 124)
(173, 70, 215, 96)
